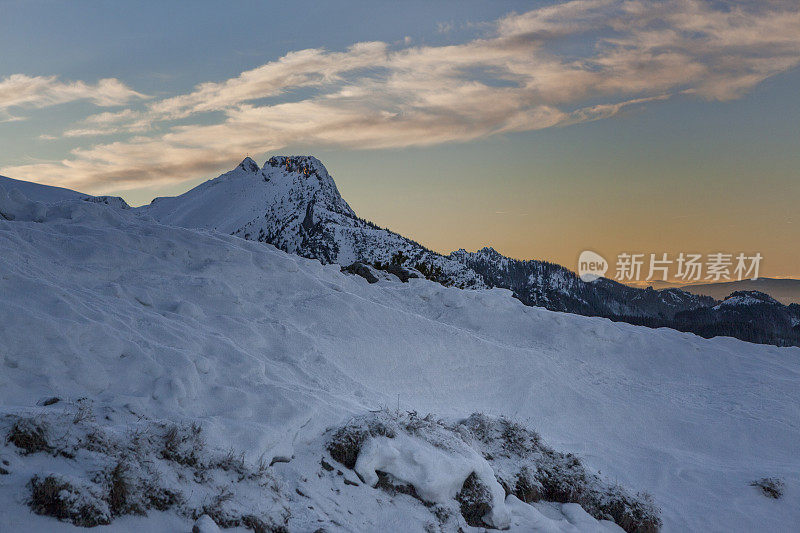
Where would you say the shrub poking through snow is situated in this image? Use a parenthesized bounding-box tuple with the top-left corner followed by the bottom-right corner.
(326, 411, 662, 532)
(328, 419, 396, 469)
(328, 411, 511, 528)
(6, 412, 287, 529)
(29, 475, 112, 527)
(462, 413, 661, 533)
(751, 477, 784, 499)
(161, 423, 204, 467)
(106, 461, 133, 516)
(7, 418, 52, 455)
(455, 472, 494, 527)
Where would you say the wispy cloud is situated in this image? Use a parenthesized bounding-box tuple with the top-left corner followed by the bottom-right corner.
(0, 112, 26, 124)
(0, 74, 146, 112)
(2, 0, 799, 192)
(64, 109, 152, 137)
(436, 21, 454, 34)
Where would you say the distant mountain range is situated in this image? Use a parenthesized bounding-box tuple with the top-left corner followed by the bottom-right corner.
(627, 278, 800, 305)
(679, 279, 800, 305)
(3, 157, 798, 347)
(449, 247, 717, 318)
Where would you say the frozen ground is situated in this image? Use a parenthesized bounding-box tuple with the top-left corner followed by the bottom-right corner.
(0, 187, 799, 531)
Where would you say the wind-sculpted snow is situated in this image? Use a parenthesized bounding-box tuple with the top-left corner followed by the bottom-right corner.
(1, 191, 799, 531)
(0, 175, 129, 212)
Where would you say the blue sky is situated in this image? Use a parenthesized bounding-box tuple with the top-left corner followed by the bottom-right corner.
(1, 0, 798, 276)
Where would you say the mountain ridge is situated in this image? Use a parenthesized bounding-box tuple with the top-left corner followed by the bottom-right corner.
(145, 155, 486, 288)
(4, 156, 798, 346)
(143, 155, 714, 316)
(138, 154, 800, 347)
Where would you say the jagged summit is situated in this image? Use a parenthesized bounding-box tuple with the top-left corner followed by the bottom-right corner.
(238, 156, 260, 173)
(265, 155, 328, 178)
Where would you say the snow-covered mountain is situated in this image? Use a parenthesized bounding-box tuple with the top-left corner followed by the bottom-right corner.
(145, 156, 485, 289)
(669, 290, 800, 346)
(143, 156, 712, 318)
(450, 246, 715, 318)
(139, 155, 800, 346)
(1, 184, 799, 532)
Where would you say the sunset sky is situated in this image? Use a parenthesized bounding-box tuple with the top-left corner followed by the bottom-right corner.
(1, 0, 798, 278)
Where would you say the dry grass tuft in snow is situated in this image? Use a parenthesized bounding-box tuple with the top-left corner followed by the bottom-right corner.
(750, 477, 784, 499)
(462, 413, 661, 533)
(28, 474, 113, 527)
(2, 407, 289, 531)
(7, 418, 53, 456)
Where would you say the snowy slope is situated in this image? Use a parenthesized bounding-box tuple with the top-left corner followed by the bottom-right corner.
(0, 175, 130, 212)
(1, 188, 799, 531)
(0, 175, 86, 204)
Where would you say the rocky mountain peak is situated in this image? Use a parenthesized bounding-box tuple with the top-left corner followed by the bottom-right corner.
(265, 155, 329, 179)
(720, 290, 780, 307)
(238, 157, 260, 173)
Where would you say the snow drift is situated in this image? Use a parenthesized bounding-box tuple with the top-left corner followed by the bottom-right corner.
(0, 186, 799, 531)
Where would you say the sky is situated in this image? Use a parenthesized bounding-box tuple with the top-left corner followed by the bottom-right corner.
(1, 0, 799, 279)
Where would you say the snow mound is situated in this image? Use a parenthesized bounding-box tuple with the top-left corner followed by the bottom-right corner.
(0, 175, 86, 204)
(327, 411, 657, 531)
(356, 433, 510, 528)
(0, 186, 128, 225)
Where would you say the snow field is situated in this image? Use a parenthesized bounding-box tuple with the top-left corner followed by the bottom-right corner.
(0, 188, 799, 531)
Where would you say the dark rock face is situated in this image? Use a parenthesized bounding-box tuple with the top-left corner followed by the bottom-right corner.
(342, 262, 379, 284)
(385, 264, 420, 283)
(82, 195, 131, 209)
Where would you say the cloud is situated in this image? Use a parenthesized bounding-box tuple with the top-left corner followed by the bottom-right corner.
(3, 0, 799, 193)
(0, 112, 26, 124)
(0, 74, 146, 111)
(436, 22, 454, 34)
(147, 42, 388, 120)
(64, 109, 152, 137)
